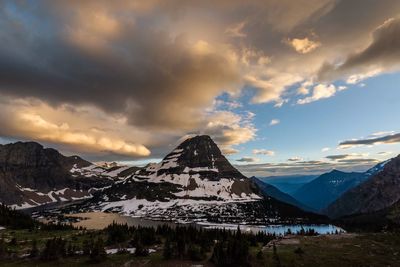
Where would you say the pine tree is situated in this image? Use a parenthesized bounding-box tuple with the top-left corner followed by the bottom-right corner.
(211, 241, 227, 267)
(29, 239, 39, 258)
(89, 238, 107, 262)
(82, 239, 91, 255)
(40, 237, 66, 261)
(163, 237, 173, 259)
(257, 249, 263, 260)
(273, 243, 281, 267)
(134, 240, 149, 257)
(0, 238, 7, 259)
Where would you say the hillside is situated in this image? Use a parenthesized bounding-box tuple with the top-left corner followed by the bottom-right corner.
(325, 155, 400, 219)
(0, 142, 131, 209)
(251, 177, 314, 212)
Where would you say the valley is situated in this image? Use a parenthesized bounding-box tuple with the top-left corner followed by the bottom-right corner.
(0, 135, 399, 266)
(2, 2, 400, 266)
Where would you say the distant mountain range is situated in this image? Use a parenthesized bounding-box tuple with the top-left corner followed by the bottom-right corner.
(251, 177, 314, 212)
(255, 160, 389, 214)
(325, 156, 399, 219)
(257, 175, 318, 194)
(293, 170, 371, 211)
(0, 136, 324, 224)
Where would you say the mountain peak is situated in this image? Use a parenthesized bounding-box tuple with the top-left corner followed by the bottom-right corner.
(153, 135, 245, 180)
(328, 169, 343, 175)
(126, 135, 259, 200)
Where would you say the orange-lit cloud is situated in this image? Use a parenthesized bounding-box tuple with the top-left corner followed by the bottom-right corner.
(1, 1, 400, 161)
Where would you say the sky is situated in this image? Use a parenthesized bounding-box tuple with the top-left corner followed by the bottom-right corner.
(1, 0, 400, 176)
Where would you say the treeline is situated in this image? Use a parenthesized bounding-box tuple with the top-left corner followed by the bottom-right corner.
(0, 204, 37, 229)
(0, 204, 76, 230)
(0, 206, 279, 265)
(105, 222, 275, 266)
(39, 236, 107, 262)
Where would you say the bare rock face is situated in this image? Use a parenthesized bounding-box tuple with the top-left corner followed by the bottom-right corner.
(158, 135, 246, 180)
(324, 155, 400, 218)
(0, 142, 90, 190)
(0, 142, 105, 207)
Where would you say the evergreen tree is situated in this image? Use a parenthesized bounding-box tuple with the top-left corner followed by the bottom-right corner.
(82, 239, 91, 256)
(188, 244, 204, 261)
(256, 249, 263, 260)
(163, 237, 173, 260)
(29, 239, 39, 258)
(273, 243, 281, 267)
(134, 240, 149, 257)
(0, 238, 7, 259)
(89, 238, 107, 263)
(40, 237, 66, 261)
(211, 241, 227, 267)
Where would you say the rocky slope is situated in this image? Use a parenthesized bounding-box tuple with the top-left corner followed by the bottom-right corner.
(0, 142, 128, 209)
(324, 155, 400, 218)
(76, 135, 324, 224)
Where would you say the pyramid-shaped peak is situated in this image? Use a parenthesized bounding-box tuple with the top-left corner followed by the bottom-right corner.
(174, 135, 221, 155)
(149, 135, 246, 180)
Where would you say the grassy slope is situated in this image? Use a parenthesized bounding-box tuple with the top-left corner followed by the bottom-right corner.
(261, 233, 400, 267)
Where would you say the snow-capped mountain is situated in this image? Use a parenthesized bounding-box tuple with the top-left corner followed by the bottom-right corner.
(133, 135, 261, 200)
(77, 135, 323, 224)
(1, 137, 324, 224)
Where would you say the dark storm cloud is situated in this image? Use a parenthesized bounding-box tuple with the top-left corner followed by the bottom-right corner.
(339, 133, 400, 148)
(0, 1, 239, 131)
(319, 15, 400, 82)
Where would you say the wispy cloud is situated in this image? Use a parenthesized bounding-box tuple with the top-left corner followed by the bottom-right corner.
(253, 149, 275, 156)
(325, 153, 369, 161)
(339, 132, 400, 149)
(236, 157, 259, 163)
(236, 158, 380, 177)
(269, 119, 280, 126)
(288, 156, 302, 162)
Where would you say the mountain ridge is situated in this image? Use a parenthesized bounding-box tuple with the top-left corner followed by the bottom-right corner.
(292, 162, 387, 212)
(251, 177, 315, 212)
(0, 141, 129, 208)
(325, 155, 400, 219)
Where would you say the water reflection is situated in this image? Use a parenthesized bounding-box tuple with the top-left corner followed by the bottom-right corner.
(66, 212, 344, 235)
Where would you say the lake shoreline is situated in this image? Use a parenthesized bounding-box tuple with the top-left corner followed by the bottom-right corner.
(63, 211, 345, 236)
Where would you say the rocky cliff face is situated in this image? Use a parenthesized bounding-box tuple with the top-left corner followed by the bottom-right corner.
(0, 142, 115, 208)
(0, 142, 90, 190)
(324, 155, 400, 218)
